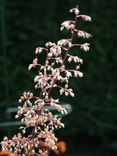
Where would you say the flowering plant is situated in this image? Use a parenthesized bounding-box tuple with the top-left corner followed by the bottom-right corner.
(1, 5, 92, 156)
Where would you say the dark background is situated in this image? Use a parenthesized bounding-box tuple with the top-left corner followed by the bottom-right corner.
(0, 0, 117, 155)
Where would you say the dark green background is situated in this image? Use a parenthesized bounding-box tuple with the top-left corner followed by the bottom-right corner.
(0, 0, 117, 151)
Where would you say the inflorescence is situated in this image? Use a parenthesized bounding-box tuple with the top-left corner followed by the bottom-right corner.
(1, 5, 92, 156)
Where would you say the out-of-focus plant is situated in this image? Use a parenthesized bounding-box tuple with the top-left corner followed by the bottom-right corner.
(1, 5, 91, 156)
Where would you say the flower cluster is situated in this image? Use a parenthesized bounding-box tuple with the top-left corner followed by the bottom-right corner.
(1, 5, 91, 156)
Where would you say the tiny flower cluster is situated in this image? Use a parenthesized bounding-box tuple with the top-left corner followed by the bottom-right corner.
(1, 5, 91, 156)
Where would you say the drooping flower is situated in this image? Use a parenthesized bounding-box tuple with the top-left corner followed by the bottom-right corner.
(57, 39, 71, 47)
(70, 7, 80, 15)
(80, 43, 90, 52)
(35, 47, 47, 54)
(28, 58, 38, 70)
(77, 30, 92, 38)
(60, 20, 75, 31)
(77, 15, 92, 21)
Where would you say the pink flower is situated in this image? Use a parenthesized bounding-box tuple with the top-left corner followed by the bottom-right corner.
(28, 58, 38, 70)
(60, 20, 75, 31)
(45, 41, 56, 47)
(80, 43, 90, 52)
(77, 30, 92, 38)
(70, 7, 80, 15)
(57, 39, 71, 46)
(77, 15, 92, 21)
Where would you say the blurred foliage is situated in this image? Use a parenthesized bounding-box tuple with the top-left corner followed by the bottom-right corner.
(0, 0, 117, 150)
